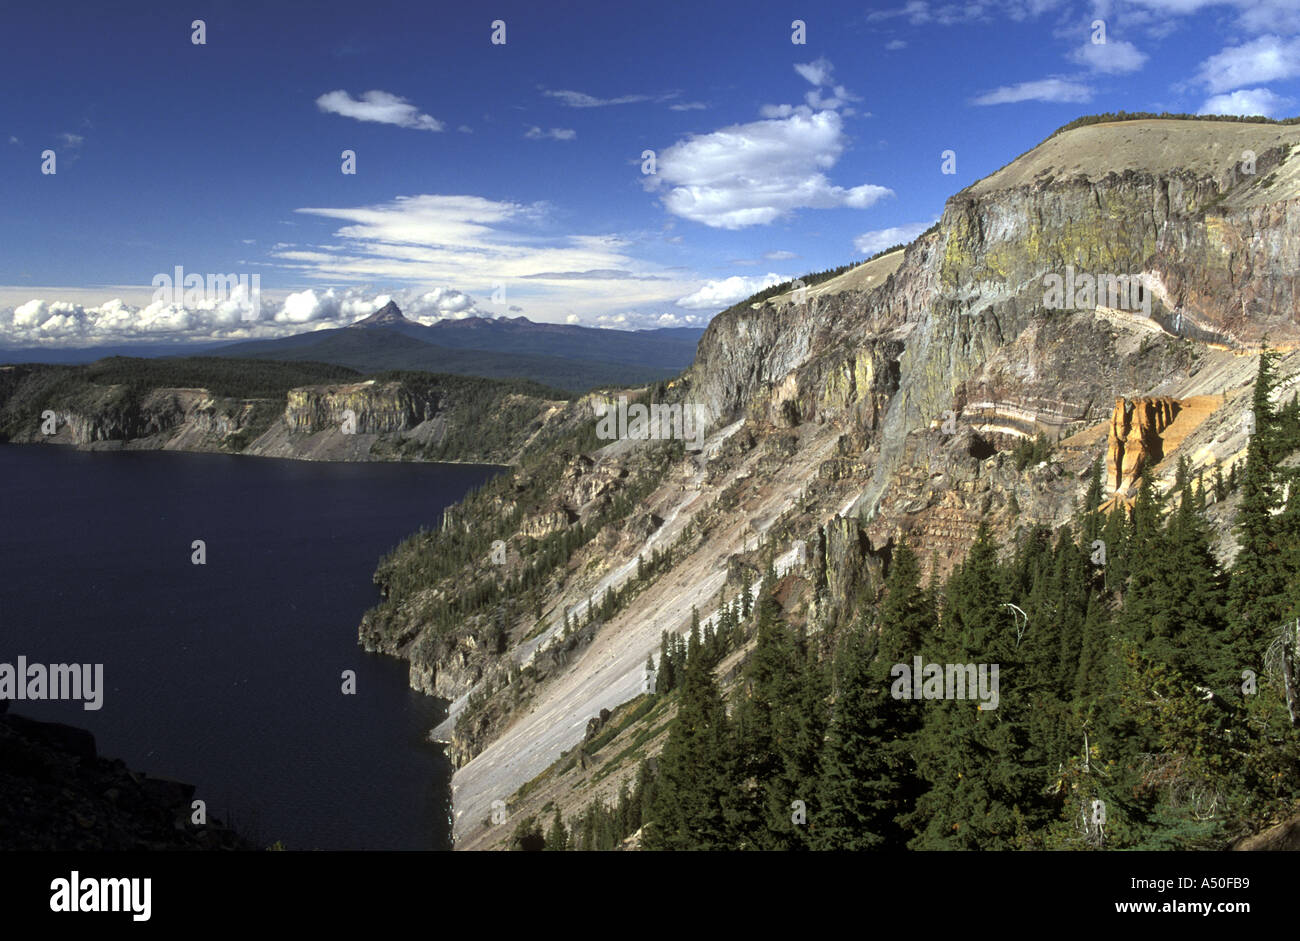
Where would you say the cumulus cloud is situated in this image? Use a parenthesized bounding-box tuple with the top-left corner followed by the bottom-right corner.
(853, 221, 934, 255)
(1070, 39, 1148, 74)
(675, 273, 789, 310)
(315, 90, 444, 131)
(588, 309, 710, 329)
(645, 110, 892, 229)
(972, 78, 1093, 105)
(524, 125, 577, 141)
(1196, 35, 1300, 93)
(1199, 87, 1294, 117)
(0, 284, 492, 347)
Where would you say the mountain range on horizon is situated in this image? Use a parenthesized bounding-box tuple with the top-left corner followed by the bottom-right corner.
(0, 303, 706, 394)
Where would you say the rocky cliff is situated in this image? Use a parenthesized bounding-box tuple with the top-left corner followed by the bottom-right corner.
(1107, 396, 1181, 494)
(353, 117, 1300, 848)
(0, 362, 563, 466)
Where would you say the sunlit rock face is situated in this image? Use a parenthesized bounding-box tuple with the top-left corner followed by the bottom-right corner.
(1107, 396, 1181, 495)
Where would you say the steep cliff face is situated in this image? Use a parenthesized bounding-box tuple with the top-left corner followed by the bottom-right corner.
(390, 118, 1300, 848)
(29, 387, 264, 448)
(283, 381, 437, 435)
(682, 121, 1300, 536)
(0, 368, 560, 465)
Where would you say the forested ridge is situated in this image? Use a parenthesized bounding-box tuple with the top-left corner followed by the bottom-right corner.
(519, 352, 1300, 851)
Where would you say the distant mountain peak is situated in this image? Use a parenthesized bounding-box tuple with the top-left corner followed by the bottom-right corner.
(350, 301, 409, 328)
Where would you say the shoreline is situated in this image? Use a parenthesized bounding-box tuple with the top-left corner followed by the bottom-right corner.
(0, 439, 512, 470)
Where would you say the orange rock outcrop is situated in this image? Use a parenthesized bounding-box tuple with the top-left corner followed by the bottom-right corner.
(1107, 396, 1180, 494)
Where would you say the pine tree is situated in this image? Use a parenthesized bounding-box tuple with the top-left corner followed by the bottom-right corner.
(907, 523, 1043, 848)
(724, 574, 795, 848)
(1228, 346, 1288, 670)
(643, 635, 731, 850)
(656, 632, 676, 693)
(544, 807, 568, 851)
(816, 539, 931, 849)
(1082, 456, 1106, 544)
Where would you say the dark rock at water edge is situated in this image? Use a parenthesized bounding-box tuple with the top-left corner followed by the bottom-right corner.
(0, 711, 256, 851)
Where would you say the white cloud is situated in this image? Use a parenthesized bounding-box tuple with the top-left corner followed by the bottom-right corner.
(791, 57, 861, 113)
(1199, 87, 1294, 117)
(524, 126, 577, 141)
(1, 283, 267, 345)
(972, 78, 1093, 105)
(853, 221, 934, 255)
(458, 124, 474, 134)
(669, 101, 708, 111)
(589, 309, 709, 329)
(1236, 0, 1300, 34)
(885, 39, 908, 50)
(279, 194, 699, 323)
(1070, 39, 1148, 74)
(1196, 35, 1300, 93)
(794, 57, 835, 87)
(1129, 0, 1300, 35)
(542, 89, 653, 107)
(675, 273, 788, 309)
(0, 284, 494, 346)
(763, 250, 798, 260)
(646, 110, 892, 229)
(867, 0, 999, 25)
(58, 133, 84, 148)
(0, 188, 714, 343)
(315, 90, 444, 131)
(871, 0, 1297, 38)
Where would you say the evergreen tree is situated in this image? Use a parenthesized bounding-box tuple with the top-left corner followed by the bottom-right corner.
(1228, 346, 1288, 669)
(908, 523, 1043, 848)
(643, 635, 731, 850)
(723, 573, 797, 848)
(544, 807, 568, 851)
(816, 540, 931, 849)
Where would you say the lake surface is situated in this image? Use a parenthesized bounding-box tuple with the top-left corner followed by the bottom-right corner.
(0, 445, 500, 850)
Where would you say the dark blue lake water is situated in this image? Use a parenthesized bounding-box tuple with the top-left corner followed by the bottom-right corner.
(0, 445, 499, 850)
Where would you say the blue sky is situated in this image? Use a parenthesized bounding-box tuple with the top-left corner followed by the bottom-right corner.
(3, 0, 1299, 347)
